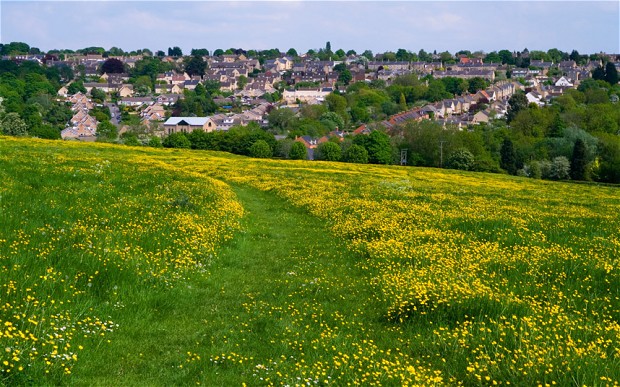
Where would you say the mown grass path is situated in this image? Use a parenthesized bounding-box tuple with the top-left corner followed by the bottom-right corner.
(70, 183, 387, 386)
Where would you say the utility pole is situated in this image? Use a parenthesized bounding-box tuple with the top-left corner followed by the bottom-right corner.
(439, 140, 446, 168)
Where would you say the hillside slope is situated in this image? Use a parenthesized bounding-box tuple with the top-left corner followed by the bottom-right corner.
(1, 137, 619, 386)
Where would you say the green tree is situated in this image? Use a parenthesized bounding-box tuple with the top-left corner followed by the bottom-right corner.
(355, 130, 393, 164)
(90, 87, 106, 102)
(67, 81, 87, 95)
(286, 48, 298, 57)
(30, 124, 60, 139)
(507, 91, 528, 123)
(446, 148, 475, 171)
(289, 141, 307, 160)
(570, 138, 587, 180)
(500, 137, 517, 174)
(467, 77, 487, 94)
(100, 58, 125, 74)
(399, 93, 407, 111)
(190, 48, 209, 56)
(320, 112, 344, 131)
(0, 112, 28, 136)
(185, 55, 207, 77)
(148, 136, 163, 148)
(605, 62, 619, 85)
(315, 141, 342, 161)
(162, 132, 191, 148)
(249, 139, 273, 158)
(268, 108, 297, 133)
(498, 49, 515, 65)
(592, 66, 606, 81)
(338, 69, 352, 85)
(548, 156, 571, 180)
(343, 144, 369, 163)
(168, 46, 183, 57)
(96, 120, 118, 140)
(237, 75, 248, 90)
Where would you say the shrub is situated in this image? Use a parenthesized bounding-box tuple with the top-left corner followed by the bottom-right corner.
(315, 141, 342, 161)
(249, 139, 272, 158)
(446, 148, 475, 171)
(289, 141, 308, 160)
(344, 144, 369, 164)
(162, 132, 190, 149)
(148, 136, 163, 148)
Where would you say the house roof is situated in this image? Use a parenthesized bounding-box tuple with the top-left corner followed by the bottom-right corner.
(164, 117, 211, 126)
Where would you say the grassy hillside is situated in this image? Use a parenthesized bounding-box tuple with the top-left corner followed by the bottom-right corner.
(1, 137, 619, 386)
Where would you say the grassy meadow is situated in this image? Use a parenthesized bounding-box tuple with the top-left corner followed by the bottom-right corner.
(1, 136, 619, 386)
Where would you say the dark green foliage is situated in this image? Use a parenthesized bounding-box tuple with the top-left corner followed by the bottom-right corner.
(96, 120, 118, 140)
(338, 69, 352, 86)
(440, 77, 468, 95)
(30, 124, 61, 140)
(289, 141, 307, 160)
(0, 41, 30, 55)
(162, 132, 191, 148)
(353, 130, 393, 165)
(343, 144, 369, 163)
(100, 58, 125, 74)
(315, 141, 342, 161)
(507, 92, 528, 123)
(570, 139, 587, 180)
(190, 48, 209, 57)
(67, 81, 87, 94)
(168, 47, 183, 57)
(596, 133, 620, 183)
(249, 139, 273, 158)
(90, 87, 106, 103)
(185, 56, 206, 77)
(605, 62, 618, 85)
(468, 77, 488, 94)
(148, 136, 163, 148)
(592, 66, 606, 81)
(173, 89, 218, 116)
(500, 138, 517, 175)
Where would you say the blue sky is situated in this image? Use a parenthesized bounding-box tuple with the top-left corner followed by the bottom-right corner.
(1, 1, 618, 55)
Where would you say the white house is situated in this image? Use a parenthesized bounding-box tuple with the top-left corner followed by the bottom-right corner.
(554, 76, 573, 87)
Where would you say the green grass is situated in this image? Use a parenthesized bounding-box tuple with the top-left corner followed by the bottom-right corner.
(1, 137, 619, 386)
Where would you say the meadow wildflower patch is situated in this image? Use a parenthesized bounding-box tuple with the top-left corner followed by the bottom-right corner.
(0, 138, 242, 383)
(174, 152, 620, 385)
(2, 137, 619, 385)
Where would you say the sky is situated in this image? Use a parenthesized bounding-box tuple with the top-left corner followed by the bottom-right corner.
(1, 1, 618, 55)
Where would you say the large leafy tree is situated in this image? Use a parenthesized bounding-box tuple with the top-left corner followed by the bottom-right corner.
(184, 55, 207, 77)
(289, 141, 307, 160)
(354, 130, 393, 164)
(190, 48, 209, 56)
(168, 46, 183, 57)
(507, 92, 528, 123)
(343, 144, 369, 163)
(315, 141, 342, 161)
(0, 112, 28, 136)
(249, 139, 273, 158)
(100, 58, 125, 74)
(605, 62, 618, 85)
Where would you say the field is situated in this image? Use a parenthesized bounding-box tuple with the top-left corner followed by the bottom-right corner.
(1, 136, 619, 386)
